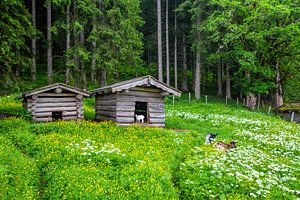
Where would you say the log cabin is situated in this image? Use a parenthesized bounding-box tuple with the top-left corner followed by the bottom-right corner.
(90, 75, 181, 127)
(18, 83, 89, 122)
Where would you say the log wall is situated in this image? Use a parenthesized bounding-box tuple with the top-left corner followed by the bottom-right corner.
(26, 92, 84, 122)
(95, 93, 117, 122)
(95, 87, 166, 127)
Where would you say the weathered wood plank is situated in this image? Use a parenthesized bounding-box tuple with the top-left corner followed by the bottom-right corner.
(117, 95, 136, 102)
(35, 102, 77, 108)
(116, 101, 135, 106)
(96, 115, 116, 121)
(96, 100, 117, 106)
(149, 113, 165, 118)
(117, 111, 134, 117)
(34, 117, 52, 122)
(35, 106, 77, 113)
(116, 117, 135, 123)
(149, 107, 164, 113)
(96, 94, 117, 100)
(148, 102, 164, 107)
(63, 111, 79, 116)
(37, 93, 76, 97)
(96, 106, 116, 112)
(116, 106, 135, 112)
(113, 79, 149, 93)
(35, 112, 52, 117)
(136, 96, 163, 103)
(149, 118, 165, 123)
(37, 97, 76, 103)
(121, 90, 161, 98)
(130, 86, 162, 93)
(63, 116, 78, 120)
(96, 111, 116, 117)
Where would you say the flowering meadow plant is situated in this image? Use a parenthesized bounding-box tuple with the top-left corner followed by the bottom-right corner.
(0, 94, 299, 199)
(166, 103, 300, 199)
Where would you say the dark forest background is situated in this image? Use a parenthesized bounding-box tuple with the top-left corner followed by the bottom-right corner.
(1, 0, 299, 107)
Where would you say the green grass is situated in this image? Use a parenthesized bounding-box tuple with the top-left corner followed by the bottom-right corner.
(0, 94, 299, 199)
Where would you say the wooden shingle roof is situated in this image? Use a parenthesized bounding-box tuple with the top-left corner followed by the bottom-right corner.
(90, 75, 181, 96)
(18, 83, 90, 98)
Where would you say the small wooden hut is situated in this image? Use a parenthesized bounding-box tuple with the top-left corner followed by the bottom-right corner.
(19, 83, 89, 122)
(90, 75, 181, 127)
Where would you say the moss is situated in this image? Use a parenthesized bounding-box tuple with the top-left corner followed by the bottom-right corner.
(278, 103, 300, 111)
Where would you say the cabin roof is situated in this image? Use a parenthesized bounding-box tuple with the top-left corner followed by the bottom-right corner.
(90, 75, 181, 96)
(18, 83, 90, 99)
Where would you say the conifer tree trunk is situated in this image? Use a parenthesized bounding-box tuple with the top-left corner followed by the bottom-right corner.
(194, 20, 201, 100)
(182, 36, 188, 91)
(80, 29, 86, 88)
(157, 0, 163, 82)
(31, 0, 36, 82)
(226, 63, 231, 99)
(165, 0, 170, 85)
(217, 58, 223, 96)
(73, 0, 80, 86)
(174, 0, 178, 89)
(100, 69, 106, 87)
(47, 0, 53, 84)
(194, 51, 201, 100)
(91, 14, 97, 84)
(66, 4, 71, 84)
(275, 61, 284, 108)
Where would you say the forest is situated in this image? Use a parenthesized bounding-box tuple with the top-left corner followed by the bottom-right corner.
(1, 0, 300, 106)
(1, 1, 300, 199)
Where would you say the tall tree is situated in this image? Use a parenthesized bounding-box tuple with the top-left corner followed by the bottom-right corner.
(217, 59, 222, 96)
(174, 0, 178, 89)
(157, 0, 163, 82)
(0, 0, 32, 87)
(181, 35, 189, 91)
(166, 0, 170, 85)
(91, 12, 97, 84)
(47, 0, 53, 84)
(31, 0, 36, 82)
(225, 64, 231, 99)
(65, 2, 71, 84)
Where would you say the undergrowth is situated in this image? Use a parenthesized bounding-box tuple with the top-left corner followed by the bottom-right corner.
(0, 94, 299, 199)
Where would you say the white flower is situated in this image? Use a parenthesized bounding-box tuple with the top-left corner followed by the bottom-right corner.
(249, 193, 257, 198)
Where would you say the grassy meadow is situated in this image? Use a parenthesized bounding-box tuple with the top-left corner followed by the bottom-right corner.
(0, 94, 299, 199)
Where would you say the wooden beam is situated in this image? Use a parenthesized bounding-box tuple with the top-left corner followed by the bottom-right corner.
(35, 112, 52, 117)
(36, 102, 77, 108)
(37, 93, 76, 97)
(149, 118, 165, 123)
(149, 113, 165, 118)
(130, 86, 162, 93)
(37, 97, 76, 103)
(34, 117, 52, 122)
(116, 117, 135, 123)
(35, 106, 77, 112)
(117, 111, 134, 117)
(96, 115, 116, 121)
(96, 110, 116, 117)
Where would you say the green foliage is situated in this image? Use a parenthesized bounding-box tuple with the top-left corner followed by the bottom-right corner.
(0, 94, 299, 199)
(201, 0, 300, 96)
(0, 0, 33, 88)
(0, 94, 28, 117)
(0, 136, 39, 199)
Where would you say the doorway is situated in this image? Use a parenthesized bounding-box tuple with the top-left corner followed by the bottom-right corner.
(134, 102, 148, 123)
(52, 111, 63, 121)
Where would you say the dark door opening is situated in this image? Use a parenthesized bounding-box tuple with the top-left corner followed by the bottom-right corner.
(135, 102, 148, 123)
(52, 111, 63, 121)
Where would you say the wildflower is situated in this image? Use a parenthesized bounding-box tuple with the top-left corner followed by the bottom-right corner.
(249, 193, 257, 198)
